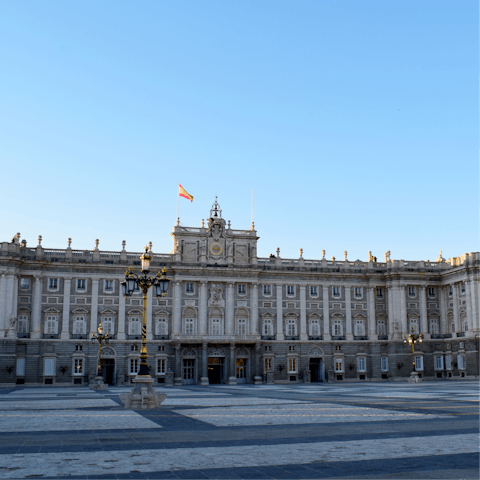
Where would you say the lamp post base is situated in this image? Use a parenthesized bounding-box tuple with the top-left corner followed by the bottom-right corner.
(408, 371, 422, 383)
(89, 376, 107, 390)
(119, 377, 167, 410)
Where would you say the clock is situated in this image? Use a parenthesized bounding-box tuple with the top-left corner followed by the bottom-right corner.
(209, 242, 223, 256)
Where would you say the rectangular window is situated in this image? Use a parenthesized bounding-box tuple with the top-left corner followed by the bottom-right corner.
(238, 284, 246, 295)
(18, 315, 29, 334)
(376, 288, 383, 298)
(381, 357, 388, 372)
(102, 317, 114, 335)
(408, 287, 416, 297)
(332, 320, 343, 336)
(448, 286, 453, 296)
(263, 285, 271, 296)
(354, 287, 362, 298)
(44, 358, 55, 376)
(73, 358, 83, 375)
(334, 358, 343, 372)
(185, 283, 194, 294)
(45, 317, 58, 334)
(156, 319, 167, 335)
(185, 318, 195, 335)
(211, 318, 222, 335)
(428, 287, 435, 297)
(409, 318, 419, 335)
(75, 345, 83, 351)
(377, 320, 386, 336)
(310, 286, 318, 297)
(357, 357, 366, 372)
(429, 319, 439, 335)
(264, 357, 273, 372)
(263, 319, 273, 336)
(129, 318, 141, 335)
(73, 316, 86, 335)
(461, 283, 466, 294)
(16, 358, 26, 376)
(287, 285, 295, 296)
(237, 318, 247, 335)
(309, 320, 320, 336)
(445, 355, 452, 370)
(48, 278, 58, 290)
(354, 320, 365, 336)
(129, 358, 139, 375)
(157, 358, 166, 375)
(332, 287, 340, 297)
(435, 356, 444, 370)
(77, 279, 86, 291)
(104, 280, 114, 292)
(457, 354, 465, 370)
(288, 357, 297, 373)
(286, 319, 297, 336)
(20, 278, 30, 289)
(415, 356, 423, 371)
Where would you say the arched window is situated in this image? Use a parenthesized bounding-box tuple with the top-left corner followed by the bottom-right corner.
(332, 319, 343, 336)
(354, 319, 365, 336)
(44, 310, 59, 334)
(236, 318, 247, 335)
(409, 317, 419, 335)
(429, 317, 439, 335)
(73, 316, 86, 334)
(182, 307, 197, 335)
(210, 317, 223, 335)
(129, 316, 141, 335)
(102, 317, 114, 335)
(17, 315, 29, 334)
(376, 319, 386, 336)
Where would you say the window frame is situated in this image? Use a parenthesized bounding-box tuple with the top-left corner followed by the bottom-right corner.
(20, 277, 30, 290)
(237, 284, 246, 296)
(76, 279, 87, 292)
(129, 357, 139, 375)
(310, 286, 318, 297)
(185, 282, 194, 295)
(286, 285, 295, 297)
(357, 356, 366, 372)
(288, 357, 298, 374)
(47, 278, 58, 291)
(354, 287, 363, 299)
(415, 355, 424, 371)
(334, 357, 344, 372)
(104, 279, 115, 294)
(72, 357, 84, 376)
(17, 315, 29, 334)
(381, 356, 388, 372)
(332, 286, 340, 298)
(156, 357, 167, 375)
(128, 316, 142, 336)
(263, 285, 272, 297)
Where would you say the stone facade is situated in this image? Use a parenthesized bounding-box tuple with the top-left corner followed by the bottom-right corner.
(0, 200, 479, 386)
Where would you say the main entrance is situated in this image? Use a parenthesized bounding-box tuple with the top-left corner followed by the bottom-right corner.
(100, 359, 115, 385)
(183, 359, 196, 384)
(208, 357, 224, 384)
(236, 358, 248, 384)
(309, 358, 324, 382)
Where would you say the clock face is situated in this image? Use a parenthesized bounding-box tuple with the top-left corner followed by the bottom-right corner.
(209, 242, 223, 256)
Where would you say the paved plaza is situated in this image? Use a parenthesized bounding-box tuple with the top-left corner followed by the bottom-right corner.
(0, 381, 478, 479)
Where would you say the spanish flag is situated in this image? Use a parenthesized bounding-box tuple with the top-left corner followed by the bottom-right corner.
(179, 184, 193, 202)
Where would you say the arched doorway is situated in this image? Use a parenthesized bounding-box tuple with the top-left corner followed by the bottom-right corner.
(208, 348, 225, 384)
(100, 346, 116, 385)
(308, 346, 325, 382)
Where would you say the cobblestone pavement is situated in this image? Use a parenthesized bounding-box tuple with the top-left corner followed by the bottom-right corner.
(0, 381, 478, 479)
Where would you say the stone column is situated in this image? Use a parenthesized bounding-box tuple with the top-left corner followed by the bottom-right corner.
(117, 287, 126, 340)
(439, 286, 447, 335)
(172, 281, 182, 336)
(201, 343, 209, 385)
(465, 279, 474, 336)
(391, 284, 402, 339)
(228, 342, 237, 384)
(12, 275, 18, 321)
(400, 286, 407, 336)
(60, 278, 71, 339)
(255, 343, 262, 380)
(4, 274, 15, 328)
(276, 284, 284, 341)
(367, 287, 376, 338)
(31, 276, 42, 339)
(226, 282, 234, 335)
(146, 287, 153, 340)
(251, 282, 259, 335)
(345, 285, 353, 341)
(299, 285, 307, 341)
(387, 285, 394, 340)
(474, 277, 480, 335)
(0, 273, 7, 335)
(468, 280, 478, 335)
(198, 281, 207, 335)
(174, 344, 182, 386)
(452, 283, 459, 335)
(420, 286, 429, 338)
(323, 286, 331, 341)
(89, 279, 99, 335)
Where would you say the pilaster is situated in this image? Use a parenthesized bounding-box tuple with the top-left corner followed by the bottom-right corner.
(322, 285, 331, 341)
(146, 287, 153, 340)
(251, 282, 259, 335)
(60, 278, 71, 340)
(225, 282, 234, 335)
(172, 281, 182, 335)
(117, 288, 126, 340)
(0, 273, 6, 335)
(345, 285, 353, 341)
(276, 284, 284, 341)
(420, 286, 429, 338)
(367, 286, 376, 338)
(89, 279, 99, 335)
(299, 285, 307, 341)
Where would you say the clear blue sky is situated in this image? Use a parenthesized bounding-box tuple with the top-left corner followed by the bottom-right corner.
(0, 1, 477, 261)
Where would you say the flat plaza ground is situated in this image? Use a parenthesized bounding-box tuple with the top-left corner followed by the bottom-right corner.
(0, 381, 478, 480)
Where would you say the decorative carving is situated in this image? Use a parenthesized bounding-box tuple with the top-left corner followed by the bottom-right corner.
(182, 348, 197, 357)
(208, 348, 225, 357)
(184, 299, 195, 307)
(100, 346, 116, 357)
(237, 301, 248, 308)
(208, 284, 225, 307)
(309, 346, 324, 357)
(235, 347, 250, 357)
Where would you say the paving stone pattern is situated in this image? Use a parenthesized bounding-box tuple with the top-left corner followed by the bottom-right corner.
(0, 381, 478, 479)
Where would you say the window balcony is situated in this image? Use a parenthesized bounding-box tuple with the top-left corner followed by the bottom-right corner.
(456, 332, 466, 337)
(354, 335, 367, 341)
(377, 335, 388, 340)
(154, 335, 169, 340)
(261, 335, 276, 341)
(71, 334, 88, 340)
(430, 334, 442, 339)
(17, 333, 30, 339)
(331, 335, 345, 341)
(42, 334, 59, 339)
(308, 335, 322, 341)
(284, 335, 299, 341)
(127, 334, 142, 340)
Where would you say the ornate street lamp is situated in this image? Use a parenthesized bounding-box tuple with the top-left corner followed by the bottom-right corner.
(121, 246, 170, 377)
(403, 326, 423, 372)
(91, 323, 109, 377)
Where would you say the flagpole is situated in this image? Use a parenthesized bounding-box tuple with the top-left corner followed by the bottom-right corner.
(177, 184, 180, 225)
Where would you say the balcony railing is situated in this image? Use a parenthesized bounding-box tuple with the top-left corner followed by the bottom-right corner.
(42, 334, 59, 339)
(377, 335, 388, 340)
(154, 335, 170, 340)
(308, 336, 323, 341)
(285, 335, 299, 341)
(331, 335, 346, 341)
(354, 335, 368, 341)
(261, 335, 276, 341)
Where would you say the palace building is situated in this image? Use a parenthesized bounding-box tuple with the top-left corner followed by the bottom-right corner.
(0, 198, 478, 386)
